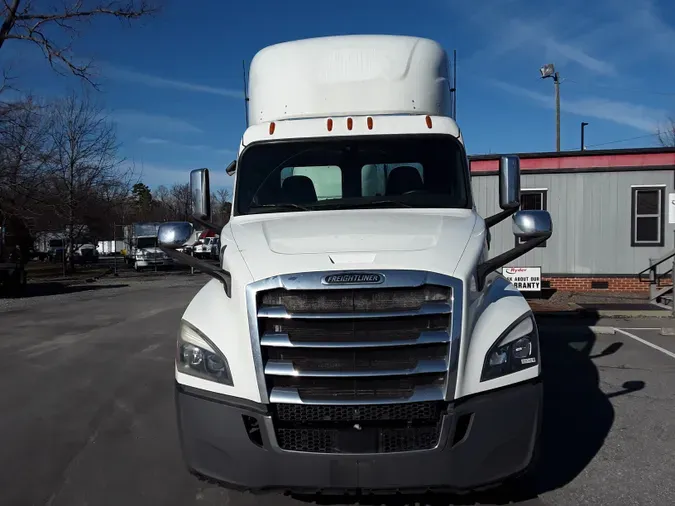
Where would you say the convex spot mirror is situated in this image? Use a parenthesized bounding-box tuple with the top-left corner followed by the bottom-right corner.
(158, 221, 194, 250)
(512, 210, 553, 239)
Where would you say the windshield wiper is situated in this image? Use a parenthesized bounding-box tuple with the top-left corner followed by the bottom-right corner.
(249, 203, 311, 212)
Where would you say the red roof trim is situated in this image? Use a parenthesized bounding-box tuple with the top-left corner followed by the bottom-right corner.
(470, 152, 675, 173)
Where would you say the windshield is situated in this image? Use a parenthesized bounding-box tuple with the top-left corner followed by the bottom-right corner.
(137, 237, 156, 248)
(234, 135, 471, 216)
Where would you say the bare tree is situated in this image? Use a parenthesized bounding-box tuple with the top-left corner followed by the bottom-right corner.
(45, 91, 132, 271)
(212, 187, 231, 225)
(0, 96, 53, 258)
(0, 0, 159, 88)
(658, 119, 675, 147)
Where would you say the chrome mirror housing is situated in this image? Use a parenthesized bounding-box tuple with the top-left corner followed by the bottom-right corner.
(190, 168, 211, 220)
(157, 221, 194, 250)
(498, 156, 521, 210)
(512, 210, 552, 239)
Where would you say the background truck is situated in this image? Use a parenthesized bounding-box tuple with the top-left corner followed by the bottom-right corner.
(157, 34, 552, 494)
(123, 222, 172, 271)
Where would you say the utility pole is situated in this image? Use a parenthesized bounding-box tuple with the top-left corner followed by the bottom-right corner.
(581, 122, 589, 151)
(539, 63, 561, 152)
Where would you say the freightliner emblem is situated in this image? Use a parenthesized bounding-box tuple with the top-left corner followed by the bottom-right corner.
(322, 272, 385, 285)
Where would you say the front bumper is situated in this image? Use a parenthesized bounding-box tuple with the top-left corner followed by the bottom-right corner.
(175, 379, 542, 493)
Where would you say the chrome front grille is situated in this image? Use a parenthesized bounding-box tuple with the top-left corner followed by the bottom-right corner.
(246, 270, 462, 454)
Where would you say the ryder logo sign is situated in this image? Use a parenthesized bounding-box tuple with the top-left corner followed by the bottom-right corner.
(502, 267, 541, 292)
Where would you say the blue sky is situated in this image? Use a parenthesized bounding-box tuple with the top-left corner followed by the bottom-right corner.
(2, 0, 675, 193)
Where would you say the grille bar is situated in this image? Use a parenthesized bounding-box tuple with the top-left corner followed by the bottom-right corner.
(260, 330, 450, 348)
(269, 384, 446, 405)
(257, 302, 451, 319)
(265, 358, 448, 377)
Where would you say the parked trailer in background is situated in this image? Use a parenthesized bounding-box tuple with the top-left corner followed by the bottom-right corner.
(97, 240, 124, 255)
(157, 35, 553, 494)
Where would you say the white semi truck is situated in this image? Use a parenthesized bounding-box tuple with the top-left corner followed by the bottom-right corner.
(158, 35, 552, 494)
(123, 222, 172, 271)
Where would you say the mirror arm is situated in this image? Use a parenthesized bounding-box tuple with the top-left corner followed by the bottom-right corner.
(191, 215, 221, 233)
(159, 246, 232, 297)
(484, 207, 518, 229)
(476, 232, 551, 291)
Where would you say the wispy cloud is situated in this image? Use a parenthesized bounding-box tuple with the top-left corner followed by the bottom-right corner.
(491, 79, 667, 132)
(136, 137, 236, 155)
(138, 137, 169, 145)
(467, 13, 616, 76)
(110, 110, 203, 134)
(101, 63, 243, 98)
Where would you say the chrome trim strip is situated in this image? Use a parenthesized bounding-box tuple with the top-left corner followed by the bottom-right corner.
(268, 384, 446, 405)
(260, 330, 451, 348)
(257, 302, 451, 319)
(264, 359, 448, 377)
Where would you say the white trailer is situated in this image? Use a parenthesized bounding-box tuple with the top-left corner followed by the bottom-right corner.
(157, 35, 552, 494)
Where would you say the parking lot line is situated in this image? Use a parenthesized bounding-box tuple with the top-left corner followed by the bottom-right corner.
(615, 328, 675, 360)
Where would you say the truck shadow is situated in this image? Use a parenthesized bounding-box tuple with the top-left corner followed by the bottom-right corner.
(7, 282, 130, 298)
(290, 317, 645, 506)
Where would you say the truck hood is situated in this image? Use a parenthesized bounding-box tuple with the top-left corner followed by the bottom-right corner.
(230, 209, 479, 281)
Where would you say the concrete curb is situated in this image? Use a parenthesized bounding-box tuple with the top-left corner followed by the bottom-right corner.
(539, 325, 675, 336)
(534, 309, 672, 318)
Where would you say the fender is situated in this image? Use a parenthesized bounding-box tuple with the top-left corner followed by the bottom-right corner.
(178, 247, 261, 402)
(457, 275, 537, 398)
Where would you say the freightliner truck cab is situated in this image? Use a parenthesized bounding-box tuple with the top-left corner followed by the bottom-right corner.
(157, 34, 553, 494)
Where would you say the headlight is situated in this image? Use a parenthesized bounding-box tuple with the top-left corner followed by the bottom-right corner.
(480, 312, 539, 382)
(177, 320, 233, 385)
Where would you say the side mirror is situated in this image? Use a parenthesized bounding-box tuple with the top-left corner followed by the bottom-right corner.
(512, 210, 552, 239)
(499, 156, 521, 210)
(190, 168, 211, 221)
(156, 219, 232, 297)
(157, 221, 194, 250)
(484, 156, 521, 228)
(476, 209, 553, 291)
(189, 168, 221, 231)
(225, 160, 236, 176)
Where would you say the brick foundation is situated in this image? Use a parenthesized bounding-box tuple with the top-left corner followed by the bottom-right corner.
(543, 276, 669, 292)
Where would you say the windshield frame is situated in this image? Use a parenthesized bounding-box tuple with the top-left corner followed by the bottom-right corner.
(233, 133, 473, 217)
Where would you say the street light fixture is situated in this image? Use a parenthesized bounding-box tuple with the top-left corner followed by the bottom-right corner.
(540, 63, 561, 152)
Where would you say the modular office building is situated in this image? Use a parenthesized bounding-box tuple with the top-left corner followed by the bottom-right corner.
(469, 147, 675, 292)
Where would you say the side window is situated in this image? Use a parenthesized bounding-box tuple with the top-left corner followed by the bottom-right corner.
(631, 186, 664, 247)
(280, 166, 342, 200)
(517, 189, 548, 248)
(361, 163, 424, 196)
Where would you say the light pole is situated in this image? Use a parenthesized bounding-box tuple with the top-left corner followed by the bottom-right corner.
(539, 63, 561, 152)
(581, 122, 589, 151)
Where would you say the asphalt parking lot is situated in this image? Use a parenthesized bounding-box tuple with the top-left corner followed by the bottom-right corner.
(1, 277, 674, 506)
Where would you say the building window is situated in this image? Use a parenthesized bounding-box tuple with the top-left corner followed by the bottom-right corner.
(517, 189, 548, 248)
(631, 186, 664, 247)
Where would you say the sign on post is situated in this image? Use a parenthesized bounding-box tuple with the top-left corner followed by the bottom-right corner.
(502, 267, 542, 292)
(668, 193, 675, 224)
